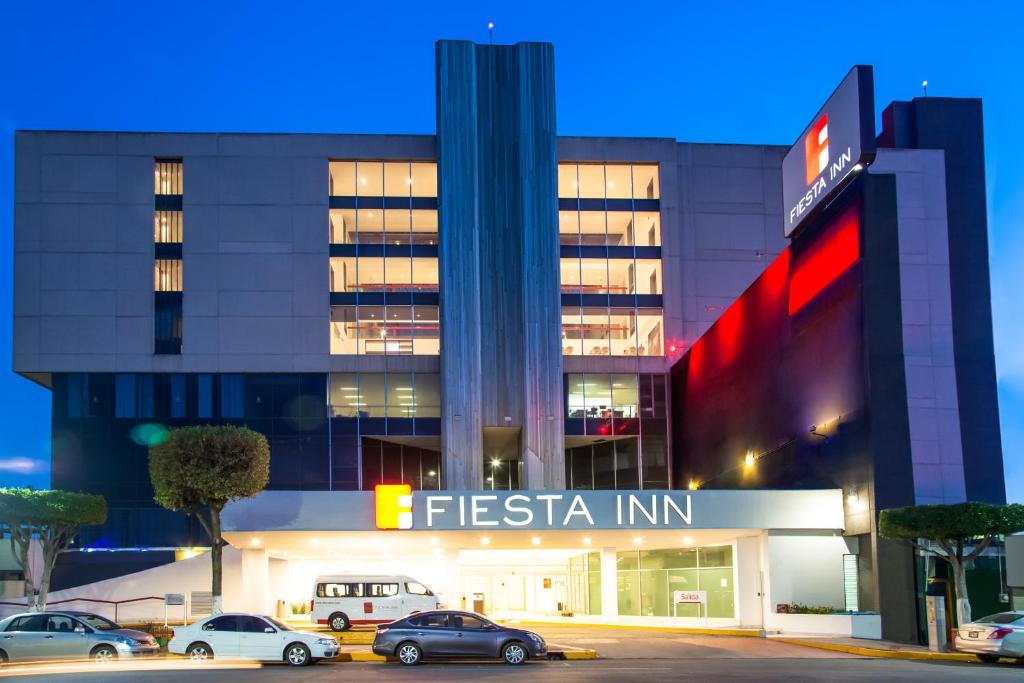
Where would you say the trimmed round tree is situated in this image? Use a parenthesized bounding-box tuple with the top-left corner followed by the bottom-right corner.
(149, 425, 269, 614)
(0, 488, 107, 611)
(879, 502, 1024, 625)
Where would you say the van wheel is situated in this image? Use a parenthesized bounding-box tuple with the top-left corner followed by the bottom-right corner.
(397, 641, 422, 665)
(328, 613, 350, 631)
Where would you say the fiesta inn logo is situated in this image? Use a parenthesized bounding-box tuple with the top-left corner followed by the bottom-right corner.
(375, 484, 413, 529)
(804, 113, 829, 185)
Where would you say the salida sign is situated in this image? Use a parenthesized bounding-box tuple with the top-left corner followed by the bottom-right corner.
(782, 66, 876, 238)
(375, 485, 693, 531)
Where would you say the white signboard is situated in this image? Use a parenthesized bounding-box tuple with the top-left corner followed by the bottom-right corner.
(674, 590, 707, 604)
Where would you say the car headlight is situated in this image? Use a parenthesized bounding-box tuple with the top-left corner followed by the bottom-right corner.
(317, 638, 337, 646)
(528, 633, 543, 643)
(114, 636, 135, 646)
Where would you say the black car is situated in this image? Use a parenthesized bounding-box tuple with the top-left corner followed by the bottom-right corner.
(372, 610, 546, 665)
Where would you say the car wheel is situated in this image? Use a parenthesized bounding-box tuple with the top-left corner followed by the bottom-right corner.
(502, 641, 528, 665)
(285, 642, 312, 666)
(328, 612, 351, 631)
(187, 642, 214, 661)
(397, 642, 422, 666)
(0, 649, 8, 665)
(977, 653, 1001, 664)
(90, 645, 118, 663)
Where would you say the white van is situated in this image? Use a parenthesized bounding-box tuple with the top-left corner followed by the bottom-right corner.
(311, 575, 440, 631)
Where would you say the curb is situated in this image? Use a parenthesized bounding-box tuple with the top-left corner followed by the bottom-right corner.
(774, 638, 977, 662)
(327, 649, 598, 663)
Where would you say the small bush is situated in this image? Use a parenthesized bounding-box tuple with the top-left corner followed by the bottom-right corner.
(291, 601, 309, 615)
(775, 603, 843, 615)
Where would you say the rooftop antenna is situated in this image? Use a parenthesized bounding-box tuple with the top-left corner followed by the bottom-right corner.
(922, 79, 928, 97)
(488, 21, 494, 45)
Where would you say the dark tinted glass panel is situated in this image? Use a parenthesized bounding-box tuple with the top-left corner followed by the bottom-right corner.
(220, 375, 243, 418)
(197, 375, 213, 418)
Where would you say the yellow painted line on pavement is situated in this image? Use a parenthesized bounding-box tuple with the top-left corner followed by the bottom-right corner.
(774, 638, 977, 662)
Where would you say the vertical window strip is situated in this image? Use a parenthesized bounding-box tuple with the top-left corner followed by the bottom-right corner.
(154, 211, 183, 243)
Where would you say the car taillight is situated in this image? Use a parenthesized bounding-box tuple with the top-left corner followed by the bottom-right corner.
(989, 628, 1013, 639)
(376, 627, 389, 635)
(310, 599, 315, 612)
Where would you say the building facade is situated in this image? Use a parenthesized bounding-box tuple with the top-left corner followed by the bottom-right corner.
(11, 42, 1004, 643)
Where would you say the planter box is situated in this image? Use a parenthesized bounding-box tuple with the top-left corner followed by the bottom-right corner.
(765, 612, 881, 639)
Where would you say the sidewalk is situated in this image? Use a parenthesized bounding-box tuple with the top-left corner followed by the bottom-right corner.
(771, 635, 981, 662)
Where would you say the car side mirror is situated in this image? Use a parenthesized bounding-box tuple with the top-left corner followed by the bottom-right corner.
(264, 627, 275, 633)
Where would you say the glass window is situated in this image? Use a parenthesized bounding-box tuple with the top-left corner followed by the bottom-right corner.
(197, 374, 213, 418)
(635, 260, 662, 295)
(329, 161, 356, 196)
(606, 212, 634, 246)
(317, 582, 363, 598)
(410, 209, 438, 245)
(384, 162, 411, 197)
(154, 211, 183, 243)
(562, 306, 583, 356)
(239, 616, 272, 633)
(412, 305, 440, 355)
(366, 583, 398, 597)
(170, 374, 186, 418)
(605, 165, 632, 199)
(579, 211, 605, 246)
(633, 212, 660, 247)
(617, 570, 640, 616)
(415, 373, 441, 418)
(410, 163, 437, 197)
(559, 211, 580, 246)
(115, 374, 137, 418)
(607, 260, 634, 295)
(566, 374, 586, 418)
(387, 373, 415, 418)
(6, 615, 47, 632)
(385, 256, 412, 290)
(203, 615, 238, 632)
(154, 160, 183, 195)
(560, 258, 581, 294)
(329, 209, 357, 244)
(154, 259, 182, 291)
(406, 582, 433, 596)
(632, 164, 659, 199)
(609, 308, 637, 356)
(357, 208, 384, 243)
(410, 613, 448, 627)
(579, 259, 608, 294)
(220, 375, 243, 418)
(578, 165, 605, 199)
(557, 164, 578, 198)
(581, 307, 610, 356)
(330, 305, 358, 355)
(356, 161, 384, 196)
(637, 309, 663, 356)
(384, 209, 412, 244)
(329, 373, 360, 418)
(611, 375, 639, 418)
(360, 374, 386, 418)
(582, 374, 612, 418)
(451, 614, 488, 629)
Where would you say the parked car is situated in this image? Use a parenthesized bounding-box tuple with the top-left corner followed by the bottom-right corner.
(311, 574, 440, 631)
(372, 610, 546, 665)
(954, 611, 1024, 663)
(167, 613, 337, 666)
(0, 611, 159, 663)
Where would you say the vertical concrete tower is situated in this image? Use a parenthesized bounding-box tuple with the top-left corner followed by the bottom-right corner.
(436, 40, 565, 489)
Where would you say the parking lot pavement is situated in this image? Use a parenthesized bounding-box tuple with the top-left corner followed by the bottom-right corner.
(0, 658, 1021, 682)
(521, 624, 856, 659)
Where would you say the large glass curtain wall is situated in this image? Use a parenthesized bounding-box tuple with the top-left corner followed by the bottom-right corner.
(616, 546, 734, 618)
(559, 163, 663, 358)
(567, 552, 603, 616)
(565, 373, 669, 489)
(328, 161, 440, 356)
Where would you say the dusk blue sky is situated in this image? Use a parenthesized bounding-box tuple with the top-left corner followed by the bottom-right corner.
(0, 1, 1020, 501)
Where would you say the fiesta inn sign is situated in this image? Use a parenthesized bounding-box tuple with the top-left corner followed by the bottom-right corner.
(376, 485, 692, 531)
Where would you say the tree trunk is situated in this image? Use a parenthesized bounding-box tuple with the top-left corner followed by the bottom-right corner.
(37, 529, 60, 612)
(210, 505, 223, 614)
(950, 558, 971, 625)
(12, 527, 37, 611)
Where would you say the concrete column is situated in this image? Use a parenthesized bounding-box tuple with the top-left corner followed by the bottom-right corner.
(600, 547, 618, 620)
(240, 548, 269, 616)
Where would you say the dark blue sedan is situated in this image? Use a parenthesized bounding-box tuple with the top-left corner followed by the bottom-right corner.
(372, 610, 546, 665)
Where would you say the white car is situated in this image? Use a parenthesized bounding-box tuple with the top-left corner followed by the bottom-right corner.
(168, 613, 338, 666)
(954, 610, 1024, 663)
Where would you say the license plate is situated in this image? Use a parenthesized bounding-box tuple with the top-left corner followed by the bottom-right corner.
(968, 632, 979, 638)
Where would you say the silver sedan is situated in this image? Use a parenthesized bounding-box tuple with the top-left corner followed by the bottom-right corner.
(0, 611, 159, 663)
(954, 610, 1024, 663)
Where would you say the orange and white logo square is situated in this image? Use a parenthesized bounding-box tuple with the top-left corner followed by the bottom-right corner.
(375, 484, 413, 529)
(804, 114, 829, 184)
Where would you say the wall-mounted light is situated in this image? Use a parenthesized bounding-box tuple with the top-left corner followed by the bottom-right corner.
(687, 480, 700, 491)
(847, 487, 859, 504)
(744, 451, 756, 469)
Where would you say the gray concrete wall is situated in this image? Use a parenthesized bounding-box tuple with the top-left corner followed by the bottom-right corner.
(14, 131, 435, 378)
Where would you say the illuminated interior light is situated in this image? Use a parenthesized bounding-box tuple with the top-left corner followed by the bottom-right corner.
(480, 537, 490, 546)
(531, 537, 541, 546)
(688, 480, 699, 491)
(744, 451, 756, 468)
(633, 537, 643, 546)
(582, 537, 592, 546)
(683, 536, 694, 546)
(429, 537, 439, 545)
(250, 538, 261, 546)
(491, 458, 501, 468)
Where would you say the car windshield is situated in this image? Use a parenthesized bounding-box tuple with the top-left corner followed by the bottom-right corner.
(978, 613, 1024, 625)
(76, 614, 121, 631)
(264, 616, 294, 631)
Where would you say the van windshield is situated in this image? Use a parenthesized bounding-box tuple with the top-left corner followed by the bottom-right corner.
(406, 582, 434, 596)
